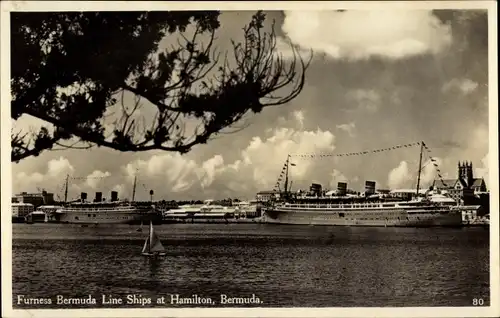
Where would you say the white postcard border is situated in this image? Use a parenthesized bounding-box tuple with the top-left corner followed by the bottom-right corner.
(1, 1, 498, 318)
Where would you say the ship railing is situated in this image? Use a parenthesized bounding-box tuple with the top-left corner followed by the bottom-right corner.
(450, 205, 481, 212)
(62, 207, 139, 212)
(283, 203, 397, 209)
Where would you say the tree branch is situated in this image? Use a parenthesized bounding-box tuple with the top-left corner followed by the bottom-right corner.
(11, 11, 311, 161)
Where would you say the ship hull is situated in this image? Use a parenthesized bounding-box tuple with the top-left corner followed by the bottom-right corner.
(57, 208, 157, 224)
(263, 206, 464, 227)
(142, 252, 167, 257)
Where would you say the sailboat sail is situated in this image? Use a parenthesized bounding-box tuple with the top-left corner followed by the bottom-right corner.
(141, 236, 149, 254)
(142, 220, 165, 254)
(150, 231, 165, 252)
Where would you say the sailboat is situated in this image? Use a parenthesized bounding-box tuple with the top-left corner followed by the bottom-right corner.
(141, 220, 166, 257)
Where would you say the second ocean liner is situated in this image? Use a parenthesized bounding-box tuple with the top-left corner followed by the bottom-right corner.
(262, 142, 480, 227)
(54, 175, 158, 224)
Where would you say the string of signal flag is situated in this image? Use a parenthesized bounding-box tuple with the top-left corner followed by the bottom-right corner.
(422, 142, 451, 188)
(274, 141, 451, 192)
(55, 172, 149, 200)
(289, 141, 422, 158)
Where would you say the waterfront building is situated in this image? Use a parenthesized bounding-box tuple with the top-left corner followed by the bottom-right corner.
(36, 205, 63, 222)
(235, 200, 261, 218)
(256, 190, 280, 202)
(12, 191, 55, 207)
(12, 202, 34, 218)
(390, 189, 428, 200)
(432, 161, 487, 204)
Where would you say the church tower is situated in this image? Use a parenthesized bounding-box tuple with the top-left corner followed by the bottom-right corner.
(458, 161, 465, 180)
(465, 161, 474, 187)
(458, 161, 474, 188)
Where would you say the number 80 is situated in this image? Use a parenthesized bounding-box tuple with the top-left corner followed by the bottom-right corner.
(473, 298, 485, 306)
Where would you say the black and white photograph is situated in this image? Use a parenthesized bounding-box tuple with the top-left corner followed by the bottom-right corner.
(1, 1, 498, 317)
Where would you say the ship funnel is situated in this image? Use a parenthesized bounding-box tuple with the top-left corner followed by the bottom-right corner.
(337, 182, 347, 196)
(80, 192, 87, 202)
(94, 192, 102, 203)
(111, 191, 118, 202)
(309, 183, 322, 197)
(365, 181, 376, 196)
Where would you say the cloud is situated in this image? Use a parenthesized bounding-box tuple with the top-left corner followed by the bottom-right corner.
(387, 157, 442, 190)
(113, 112, 337, 199)
(336, 122, 356, 137)
(471, 125, 489, 149)
(293, 110, 305, 129)
(15, 172, 45, 190)
(11, 110, 338, 200)
(86, 170, 111, 189)
(240, 127, 335, 188)
(47, 157, 74, 177)
(442, 78, 479, 95)
(329, 169, 348, 188)
(474, 153, 489, 186)
(421, 157, 443, 186)
(14, 156, 75, 199)
(281, 10, 452, 60)
(199, 155, 225, 188)
(346, 89, 381, 112)
(14, 157, 126, 201)
(388, 161, 412, 189)
(123, 153, 201, 194)
(275, 36, 313, 61)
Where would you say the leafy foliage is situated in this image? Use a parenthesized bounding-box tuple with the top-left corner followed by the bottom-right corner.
(11, 11, 310, 162)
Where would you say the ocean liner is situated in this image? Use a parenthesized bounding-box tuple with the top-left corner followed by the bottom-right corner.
(54, 176, 158, 224)
(262, 142, 480, 227)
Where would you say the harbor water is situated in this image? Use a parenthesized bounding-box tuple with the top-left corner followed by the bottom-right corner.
(12, 223, 489, 308)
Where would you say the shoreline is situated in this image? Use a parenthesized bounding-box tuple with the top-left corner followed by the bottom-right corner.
(11, 218, 489, 227)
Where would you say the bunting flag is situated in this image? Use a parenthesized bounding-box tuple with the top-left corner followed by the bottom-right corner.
(290, 141, 422, 159)
(71, 176, 111, 180)
(278, 142, 424, 190)
(276, 141, 459, 191)
(423, 144, 451, 188)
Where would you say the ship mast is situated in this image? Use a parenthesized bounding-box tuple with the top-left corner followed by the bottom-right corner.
(64, 174, 69, 202)
(416, 141, 424, 198)
(283, 155, 290, 197)
(132, 175, 137, 202)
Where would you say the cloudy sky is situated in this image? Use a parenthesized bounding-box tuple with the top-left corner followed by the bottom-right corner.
(11, 9, 491, 201)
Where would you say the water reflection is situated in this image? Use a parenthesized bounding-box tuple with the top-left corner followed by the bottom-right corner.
(147, 257, 162, 278)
